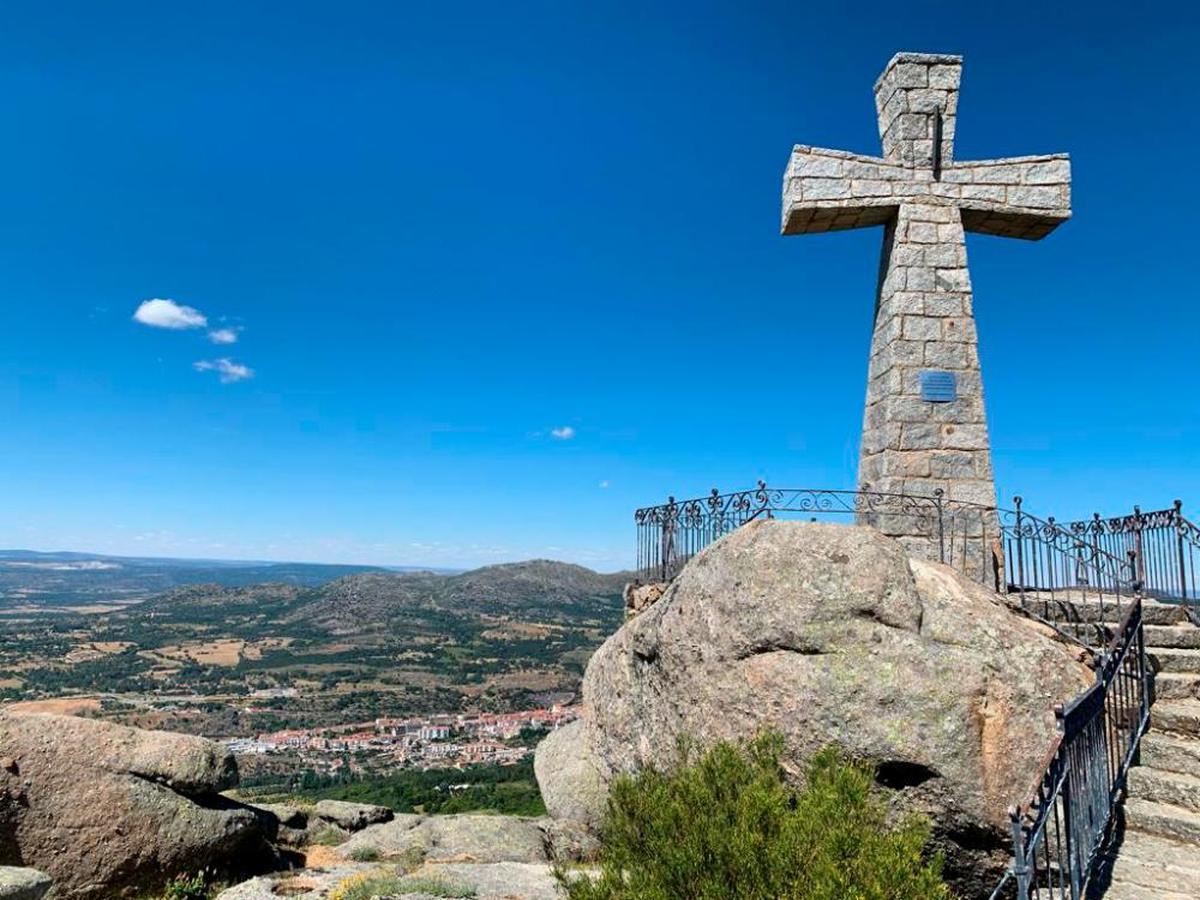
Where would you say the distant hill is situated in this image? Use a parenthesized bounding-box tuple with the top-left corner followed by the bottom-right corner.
(289, 560, 629, 631)
(0, 549, 456, 609)
(0, 556, 632, 733)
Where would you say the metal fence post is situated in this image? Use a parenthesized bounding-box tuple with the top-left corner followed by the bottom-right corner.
(934, 488, 946, 563)
(1009, 805, 1030, 900)
(1132, 505, 1146, 589)
(1014, 496, 1026, 591)
(1176, 499, 1188, 600)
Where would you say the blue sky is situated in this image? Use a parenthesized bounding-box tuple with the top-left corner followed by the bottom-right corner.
(2, 1, 1197, 571)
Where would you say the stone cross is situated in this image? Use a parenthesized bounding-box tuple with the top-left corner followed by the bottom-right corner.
(781, 52, 1070, 540)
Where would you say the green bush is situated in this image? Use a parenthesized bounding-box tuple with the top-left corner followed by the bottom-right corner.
(160, 873, 209, 900)
(329, 870, 475, 900)
(348, 845, 381, 862)
(557, 733, 950, 900)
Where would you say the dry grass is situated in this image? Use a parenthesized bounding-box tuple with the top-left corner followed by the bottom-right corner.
(5, 697, 101, 716)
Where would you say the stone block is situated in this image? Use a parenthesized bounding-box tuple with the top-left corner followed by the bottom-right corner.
(861, 423, 902, 455)
(922, 244, 966, 268)
(928, 64, 961, 89)
(929, 452, 978, 480)
(800, 178, 850, 200)
(887, 291, 924, 315)
(890, 246, 924, 266)
(955, 370, 983, 396)
(941, 317, 976, 342)
(906, 221, 938, 243)
(888, 396, 933, 423)
(960, 184, 1006, 203)
(866, 369, 901, 403)
(903, 267, 935, 291)
(940, 424, 989, 450)
(923, 295, 965, 317)
(901, 315, 942, 340)
(1006, 185, 1064, 209)
(892, 63, 930, 88)
(930, 396, 984, 425)
(1022, 158, 1069, 184)
(934, 268, 971, 292)
(910, 140, 935, 164)
(791, 154, 844, 178)
(971, 164, 1023, 184)
(895, 113, 931, 141)
(900, 423, 941, 450)
(882, 450, 932, 478)
(924, 341, 972, 369)
(948, 480, 997, 506)
(891, 339, 924, 366)
(905, 88, 949, 114)
(852, 179, 894, 197)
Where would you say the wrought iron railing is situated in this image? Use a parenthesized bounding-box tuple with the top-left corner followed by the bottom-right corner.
(634, 483, 998, 584)
(988, 598, 1150, 900)
(1060, 501, 1200, 613)
(635, 485, 1140, 648)
(1001, 498, 1141, 647)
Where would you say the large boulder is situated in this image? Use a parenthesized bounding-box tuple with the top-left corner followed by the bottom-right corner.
(0, 868, 51, 900)
(0, 712, 270, 898)
(536, 521, 1092, 895)
(532, 721, 606, 829)
(336, 813, 548, 864)
(312, 800, 392, 832)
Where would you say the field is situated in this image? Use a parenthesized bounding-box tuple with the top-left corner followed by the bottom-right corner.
(0, 559, 626, 737)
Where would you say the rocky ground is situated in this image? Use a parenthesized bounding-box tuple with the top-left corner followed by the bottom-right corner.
(216, 802, 593, 900)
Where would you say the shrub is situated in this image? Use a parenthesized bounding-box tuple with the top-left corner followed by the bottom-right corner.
(308, 823, 348, 846)
(160, 873, 209, 900)
(328, 869, 475, 900)
(348, 844, 381, 862)
(556, 733, 950, 900)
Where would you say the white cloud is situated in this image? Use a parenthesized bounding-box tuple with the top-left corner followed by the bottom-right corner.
(208, 327, 239, 345)
(599, 480, 610, 489)
(133, 298, 207, 330)
(194, 358, 255, 383)
(550, 426, 576, 440)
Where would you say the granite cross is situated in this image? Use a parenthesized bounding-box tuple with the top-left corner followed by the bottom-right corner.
(781, 52, 1070, 535)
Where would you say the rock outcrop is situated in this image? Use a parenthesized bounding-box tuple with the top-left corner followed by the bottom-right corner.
(313, 800, 393, 832)
(0, 868, 51, 900)
(220, 813, 583, 900)
(0, 712, 270, 898)
(536, 520, 1092, 894)
(334, 812, 592, 866)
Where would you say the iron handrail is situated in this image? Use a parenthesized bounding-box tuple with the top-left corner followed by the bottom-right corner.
(992, 597, 1150, 899)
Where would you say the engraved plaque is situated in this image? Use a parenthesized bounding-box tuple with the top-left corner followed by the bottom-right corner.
(920, 370, 957, 403)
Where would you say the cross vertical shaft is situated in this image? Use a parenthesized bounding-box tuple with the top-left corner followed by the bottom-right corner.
(781, 52, 1071, 557)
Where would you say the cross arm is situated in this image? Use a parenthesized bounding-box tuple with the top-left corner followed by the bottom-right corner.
(939, 155, 1071, 240)
(781, 145, 911, 235)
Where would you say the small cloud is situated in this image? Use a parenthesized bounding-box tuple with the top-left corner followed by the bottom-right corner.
(208, 327, 240, 345)
(194, 358, 255, 383)
(599, 480, 610, 489)
(550, 426, 576, 440)
(133, 298, 207, 330)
